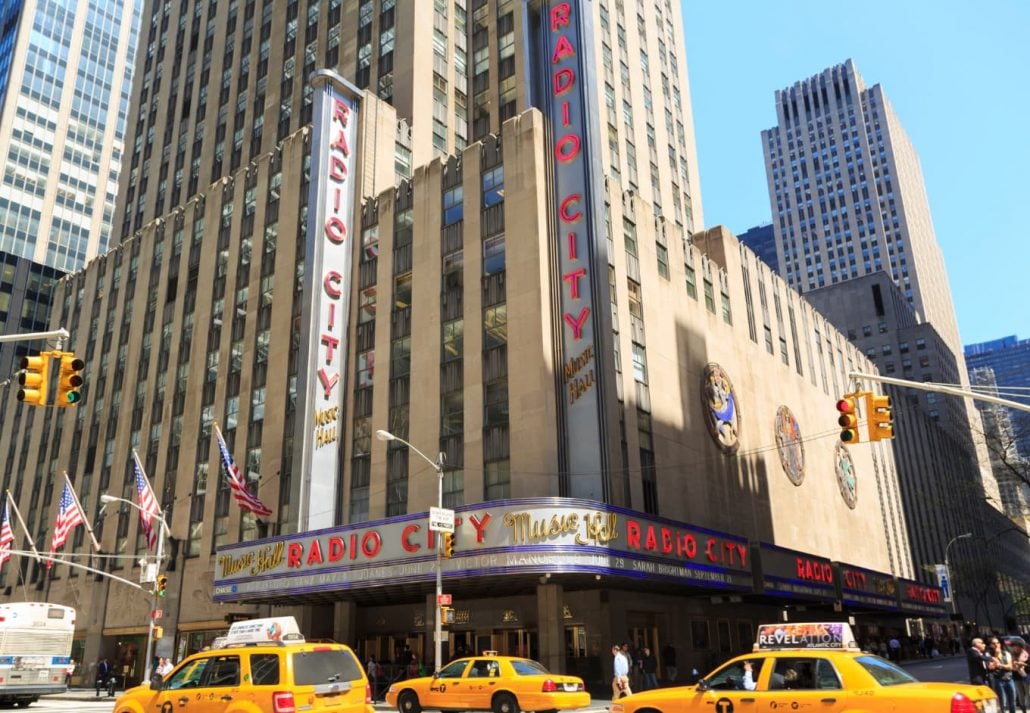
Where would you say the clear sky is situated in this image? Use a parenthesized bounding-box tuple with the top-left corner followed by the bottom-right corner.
(681, 0, 1029, 347)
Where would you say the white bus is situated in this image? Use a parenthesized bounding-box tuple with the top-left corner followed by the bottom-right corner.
(0, 602, 75, 706)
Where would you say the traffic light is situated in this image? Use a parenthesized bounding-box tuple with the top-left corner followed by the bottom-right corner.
(154, 625, 164, 640)
(836, 394, 861, 443)
(156, 574, 168, 597)
(441, 532, 454, 559)
(866, 394, 894, 441)
(440, 606, 455, 625)
(17, 353, 50, 406)
(55, 353, 84, 406)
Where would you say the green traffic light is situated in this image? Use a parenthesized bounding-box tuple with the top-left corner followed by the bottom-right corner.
(66, 392, 81, 404)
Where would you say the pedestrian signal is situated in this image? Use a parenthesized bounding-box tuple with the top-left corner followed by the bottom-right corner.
(440, 606, 455, 625)
(17, 353, 50, 406)
(867, 394, 894, 441)
(836, 395, 861, 443)
(55, 353, 85, 406)
(154, 625, 164, 640)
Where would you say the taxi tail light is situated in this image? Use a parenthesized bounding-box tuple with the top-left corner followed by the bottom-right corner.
(950, 692, 978, 713)
(366, 683, 372, 704)
(542, 679, 558, 692)
(272, 691, 297, 713)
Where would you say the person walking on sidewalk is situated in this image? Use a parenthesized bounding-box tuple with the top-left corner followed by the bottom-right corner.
(94, 658, 111, 697)
(611, 644, 632, 702)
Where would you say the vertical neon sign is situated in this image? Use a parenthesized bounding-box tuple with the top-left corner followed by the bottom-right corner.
(294, 71, 362, 531)
(543, 1, 612, 500)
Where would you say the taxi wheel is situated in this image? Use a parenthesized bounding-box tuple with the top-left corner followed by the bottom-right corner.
(492, 692, 519, 713)
(398, 690, 422, 713)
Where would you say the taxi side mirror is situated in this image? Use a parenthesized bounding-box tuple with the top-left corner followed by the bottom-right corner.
(150, 673, 166, 691)
(696, 679, 709, 692)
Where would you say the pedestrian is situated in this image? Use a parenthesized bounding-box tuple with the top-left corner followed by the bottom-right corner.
(64, 659, 76, 686)
(611, 644, 631, 702)
(641, 647, 658, 690)
(1009, 640, 1029, 713)
(888, 636, 901, 662)
(661, 642, 677, 684)
(367, 655, 379, 701)
(157, 658, 174, 677)
(989, 638, 1018, 713)
(95, 657, 111, 697)
(967, 638, 997, 686)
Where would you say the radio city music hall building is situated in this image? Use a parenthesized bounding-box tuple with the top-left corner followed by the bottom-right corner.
(0, 0, 944, 687)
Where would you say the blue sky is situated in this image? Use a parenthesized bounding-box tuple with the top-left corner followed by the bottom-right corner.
(681, 0, 1029, 346)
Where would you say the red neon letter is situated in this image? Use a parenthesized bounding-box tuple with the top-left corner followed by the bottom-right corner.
(325, 216, 347, 244)
(328, 536, 345, 562)
(564, 307, 590, 339)
(562, 268, 586, 299)
(287, 543, 303, 568)
(401, 524, 421, 553)
(551, 35, 575, 64)
(550, 2, 571, 30)
(553, 68, 575, 96)
(559, 194, 582, 223)
(555, 133, 581, 163)
(323, 271, 342, 298)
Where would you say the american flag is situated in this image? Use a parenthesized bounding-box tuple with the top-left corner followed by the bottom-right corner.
(215, 426, 273, 517)
(49, 482, 84, 561)
(133, 451, 161, 551)
(0, 502, 14, 571)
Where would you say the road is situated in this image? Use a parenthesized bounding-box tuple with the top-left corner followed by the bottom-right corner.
(33, 659, 975, 712)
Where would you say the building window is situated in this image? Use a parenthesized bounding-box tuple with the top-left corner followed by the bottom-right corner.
(656, 243, 669, 279)
(482, 165, 504, 207)
(443, 185, 463, 225)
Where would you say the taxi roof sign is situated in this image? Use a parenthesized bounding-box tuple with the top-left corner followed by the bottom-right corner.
(220, 616, 305, 647)
(754, 623, 858, 652)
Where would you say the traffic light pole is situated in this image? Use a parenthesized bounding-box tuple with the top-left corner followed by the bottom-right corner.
(142, 509, 166, 683)
(848, 371, 1030, 414)
(0, 328, 69, 345)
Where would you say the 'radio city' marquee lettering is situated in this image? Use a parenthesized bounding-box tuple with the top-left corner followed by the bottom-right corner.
(625, 520, 748, 567)
(796, 557, 834, 583)
(904, 582, 942, 604)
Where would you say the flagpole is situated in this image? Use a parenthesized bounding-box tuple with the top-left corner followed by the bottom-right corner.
(63, 472, 101, 552)
(6, 490, 41, 563)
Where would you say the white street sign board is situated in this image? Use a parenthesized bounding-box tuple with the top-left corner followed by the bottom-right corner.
(429, 507, 455, 533)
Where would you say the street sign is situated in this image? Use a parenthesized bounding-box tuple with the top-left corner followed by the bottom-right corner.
(429, 506, 455, 533)
(140, 563, 158, 584)
(434, 630, 450, 642)
(437, 594, 452, 606)
(151, 609, 163, 620)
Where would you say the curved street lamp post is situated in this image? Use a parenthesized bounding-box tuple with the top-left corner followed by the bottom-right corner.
(945, 532, 973, 616)
(376, 430, 447, 674)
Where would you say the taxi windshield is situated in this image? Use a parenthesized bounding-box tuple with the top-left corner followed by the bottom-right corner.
(854, 655, 919, 686)
(511, 659, 550, 675)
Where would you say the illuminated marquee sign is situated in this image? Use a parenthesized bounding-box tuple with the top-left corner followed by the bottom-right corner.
(542, 1, 612, 500)
(834, 562, 899, 611)
(293, 71, 361, 530)
(897, 577, 945, 615)
(213, 498, 754, 601)
(754, 542, 836, 602)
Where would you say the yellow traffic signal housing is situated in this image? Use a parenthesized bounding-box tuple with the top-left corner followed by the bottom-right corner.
(17, 353, 50, 406)
(441, 532, 455, 559)
(55, 353, 85, 407)
(156, 574, 168, 597)
(440, 606, 455, 625)
(836, 395, 861, 443)
(866, 394, 894, 441)
(154, 625, 164, 640)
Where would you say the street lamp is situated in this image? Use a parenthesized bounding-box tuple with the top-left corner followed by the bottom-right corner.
(376, 429, 446, 674)
(100, 494, 169, 683)
(945, 532, 973, 616)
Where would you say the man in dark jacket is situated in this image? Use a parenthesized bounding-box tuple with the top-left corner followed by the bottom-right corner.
(967, 638, 996, 685)
(95, 658, 111, 697)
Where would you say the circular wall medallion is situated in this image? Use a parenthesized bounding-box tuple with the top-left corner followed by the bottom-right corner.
(700, 363, 740, 455)
(774, 405, 805, 485)
(834, 441, 857, 509)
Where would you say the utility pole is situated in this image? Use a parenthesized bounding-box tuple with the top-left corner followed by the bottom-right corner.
(848, 371, 1030, 414)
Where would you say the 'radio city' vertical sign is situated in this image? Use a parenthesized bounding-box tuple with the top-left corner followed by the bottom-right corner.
(541, 0, 612, 500)
(293, 70, 362, 531)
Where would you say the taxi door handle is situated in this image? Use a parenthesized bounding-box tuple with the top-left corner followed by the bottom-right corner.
(221, 694, 233, 701)
(741, 697, 755, 702)
(820, 698, 837, 703)
(178, 696, 190, 704)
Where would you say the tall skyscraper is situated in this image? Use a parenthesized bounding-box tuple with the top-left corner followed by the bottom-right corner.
(967, 336, 1030, 463)
(0, 0, 141, 271)
(761, 60, 962, 354)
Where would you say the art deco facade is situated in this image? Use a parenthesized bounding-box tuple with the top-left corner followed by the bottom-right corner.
(0, 0, 938, 688)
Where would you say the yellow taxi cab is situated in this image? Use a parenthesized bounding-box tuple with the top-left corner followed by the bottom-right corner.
(114, 616, 374, 713)
(385, 651, 590, 713)
(612, 622, 999, 713)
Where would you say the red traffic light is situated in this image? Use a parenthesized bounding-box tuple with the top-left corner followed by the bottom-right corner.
(836, 395, 861, 443)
